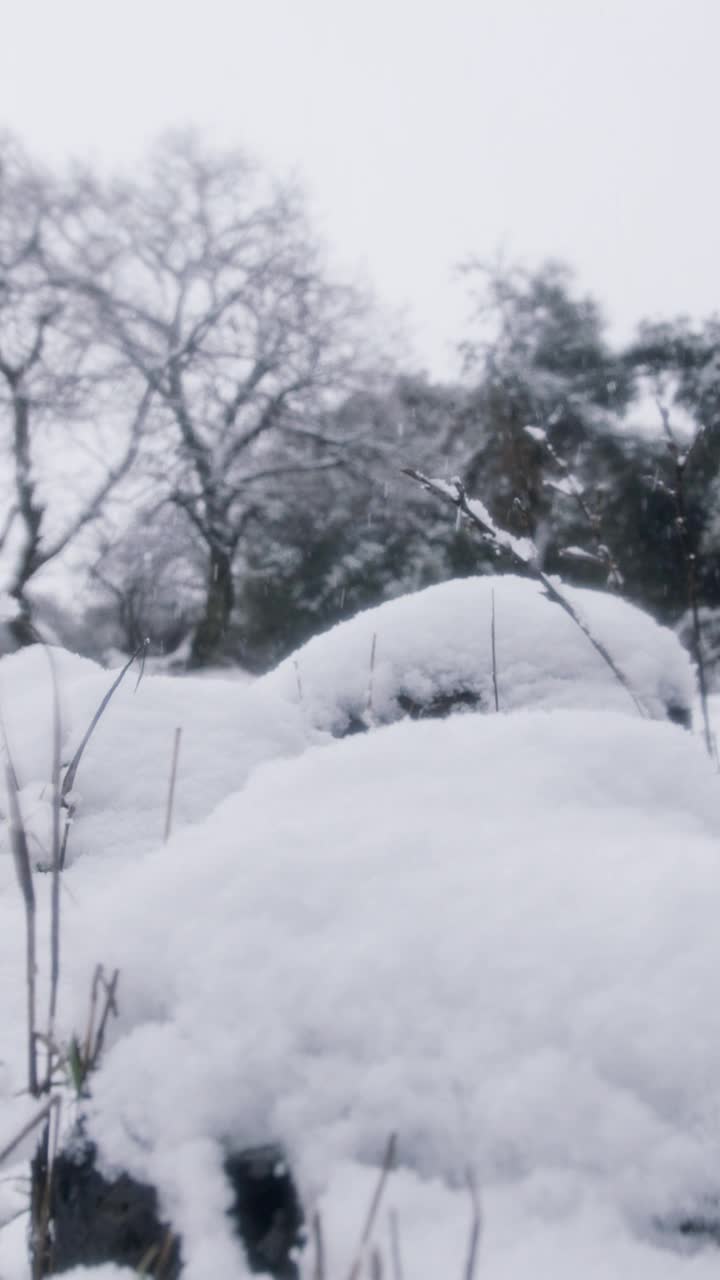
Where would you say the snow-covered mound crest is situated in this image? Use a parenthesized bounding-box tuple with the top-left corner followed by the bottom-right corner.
(0, 578, 709, 1279)
(263, 575, 695, 734)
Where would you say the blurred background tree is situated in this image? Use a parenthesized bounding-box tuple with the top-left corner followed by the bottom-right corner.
(2, 132, 719, 679)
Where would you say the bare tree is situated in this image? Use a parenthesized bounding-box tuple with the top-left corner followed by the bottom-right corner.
(71, 134, 380, 665)
(0, 135, 152, 646)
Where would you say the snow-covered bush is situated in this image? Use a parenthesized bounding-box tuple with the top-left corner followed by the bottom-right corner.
(261, 574, 695, 736)
(1, 705, 718, 1278)
(0, 581, 710, 1280)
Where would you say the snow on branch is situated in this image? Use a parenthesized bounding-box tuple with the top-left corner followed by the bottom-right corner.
(402, 467, 648, 717)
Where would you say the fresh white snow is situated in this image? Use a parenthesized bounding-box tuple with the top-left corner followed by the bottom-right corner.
(0, 576, 716, 1279)
(263, 574, 695, 734)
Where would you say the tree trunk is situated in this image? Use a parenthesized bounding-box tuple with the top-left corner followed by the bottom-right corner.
(7, 592, 37, 648)
(6, 391, 44, 649)
(189, 546, 235, 668)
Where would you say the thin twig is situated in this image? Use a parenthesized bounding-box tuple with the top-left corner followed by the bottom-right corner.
(59, 639, 148, 867)
(40, 643, 63, 1092)
(0, 1097, 59, 1168)
(312, 1209, 326, 1280)
(5, 759, 39, 1097)
(490, 588, 499, 712)
(293, 658, 304, 705)
(87, 968, 119, 1072)
(388, 1210, 404, 1280)
(369, 1247, 384, 1279)
(81, 964, 104, 1069)
(366, 633, 378, 726)
(403, 468, 648, 717)
(163, 727, 182, 843)
(347, 1134, 397, 1280)
(463, 1167, 482, 1280)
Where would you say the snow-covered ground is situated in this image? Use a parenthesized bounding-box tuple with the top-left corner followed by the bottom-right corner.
(0, 577, 718, 1279)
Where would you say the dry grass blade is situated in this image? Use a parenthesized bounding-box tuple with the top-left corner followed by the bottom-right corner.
(366, 632, 378, 725)
(346, 1133, 397, 1280)
(163, 727, 182, 844)
(462, 1168, 482, 1280)
(59, 639, 148, 867)
(0, 1099, 57, 1168)
(490, 587, 499, 712)
(388, 1209, 404, 1280)
(86, 967, 119, 1072)
(312, 1209, 326, 1280)
(369, 1247, 384, 1279)
(40, 642, 63, 1091)
(81, 964, 104, 1068)
(293, 657, 304, 704)
(5, 761, 39, 1097)
(61, 639, 148, 801)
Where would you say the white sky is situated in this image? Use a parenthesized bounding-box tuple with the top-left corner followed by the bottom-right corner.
(1, 0, 719, 376)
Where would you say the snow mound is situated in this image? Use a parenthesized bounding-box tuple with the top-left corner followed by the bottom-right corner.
(260, 575, 695, 735)
(0, 644, 309, 867)
(53, 708, 720, 1277)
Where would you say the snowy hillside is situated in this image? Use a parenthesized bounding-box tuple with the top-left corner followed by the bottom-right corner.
(2, 577, 719, 1280)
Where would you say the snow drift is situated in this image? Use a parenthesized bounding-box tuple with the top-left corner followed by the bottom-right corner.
(0, 576, 714, 1279)
(262, 575, 695, 735)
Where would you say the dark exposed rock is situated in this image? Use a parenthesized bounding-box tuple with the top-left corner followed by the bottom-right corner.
(396, 688, 483, 720)
(33, 1140, 181, 1277)
(651, 1195, 720, 1254)
(224, 1144, 305, 1279)
(338, 687, 484, 737)
(666, 701, 692, 729)
(32, 1135, 304, 1279)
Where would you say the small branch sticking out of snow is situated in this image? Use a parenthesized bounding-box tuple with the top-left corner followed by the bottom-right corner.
(402, 468, 648, 718)
(0, 1097, 60, 1169)
(366, 633, 378, 727)
(293, 658, 304, 705)
(463, 1167, 482, 1280)
(389, 1208, 404, 1280)
(5, 759, 39, 1098)
(164, 727, 182, 844)
(346, 1133, 397, 1280)
(490, 588, 500, 712)
(60, 638, 149, 867)
(311, 1209, 326, 1280)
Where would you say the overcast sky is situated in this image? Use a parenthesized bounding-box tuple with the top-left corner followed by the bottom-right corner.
(2, 0, 719, 375)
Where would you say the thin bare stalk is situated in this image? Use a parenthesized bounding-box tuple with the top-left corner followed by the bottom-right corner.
(293, 658, 304, 704)
(81, 964, 104, 1068)
(490, 588, 499, 712)
(366, 633, 378, 726)
(87, 968, 119, 1072)
(388, 1211, 404, 1280)
(463, 1168, 482, 1280)
(347, 1134, 397, 1280)
(369, 1247, 384, 1279)
(312, 1209, 326, 1280)
(0, 1099, 58, 1168)
(60, 639, 148, 866)
(403, 468, 648, 717)
(39, 643, 62, 1091)
(5, 759, 39, 1097)
(163, 727, 182, 843)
